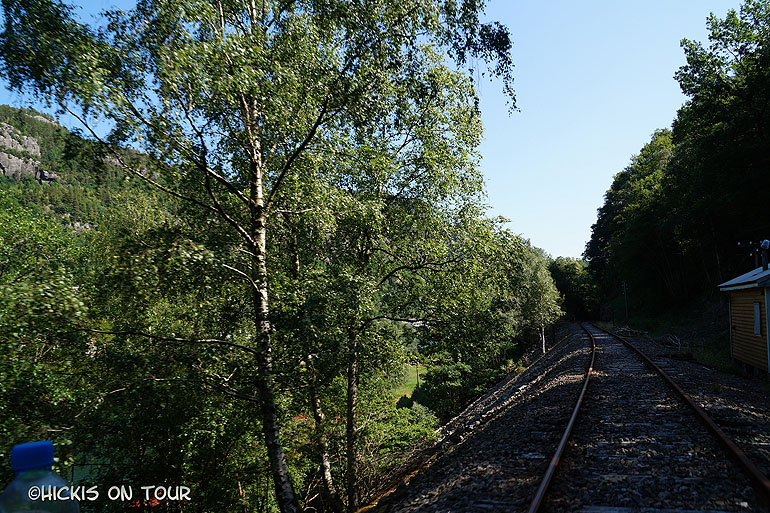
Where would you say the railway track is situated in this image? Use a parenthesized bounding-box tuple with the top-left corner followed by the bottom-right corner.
(363, 323, 770, 512)
(364, 324, 594, 512)
(540, 323, 769, 512)
(527, 323, 596, 512)
(620, 332, 770, 482)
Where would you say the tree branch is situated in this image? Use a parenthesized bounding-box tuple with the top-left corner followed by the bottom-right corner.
(72, 326, 260, 356)
(375, 256, 461, 288)
(147, 376, 260, 403)
(264, 96, 331, 211)
(223, 263, 259, 290)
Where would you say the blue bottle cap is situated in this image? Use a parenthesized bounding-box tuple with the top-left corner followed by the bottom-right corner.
(10, 441, 54, 472)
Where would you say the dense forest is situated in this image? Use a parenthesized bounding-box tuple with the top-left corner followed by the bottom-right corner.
(586, 0, 770, 319)
(7, 0, 766, 511)
(0, 1, 563, 512)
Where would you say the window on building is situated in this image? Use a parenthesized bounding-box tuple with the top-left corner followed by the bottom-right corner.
(754, 302, 762, 336)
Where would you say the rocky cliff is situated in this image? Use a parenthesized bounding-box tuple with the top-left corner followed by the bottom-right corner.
(0, 118, 59, 183)
(0, 105, 151, 226)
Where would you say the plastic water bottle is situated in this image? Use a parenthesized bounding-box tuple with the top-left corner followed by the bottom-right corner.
(0, 441, 79, 513)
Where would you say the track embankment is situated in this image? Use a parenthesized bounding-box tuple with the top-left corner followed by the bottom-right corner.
(362, 322, 770, 512)
(612, 327, 770, 496)
(364, 323, 592, 512)
(543, 324, 764, 512)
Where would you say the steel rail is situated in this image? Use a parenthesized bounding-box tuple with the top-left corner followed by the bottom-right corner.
(356, 330, 579, 513)
(592, 323, 770, 502)
(527, 323, 596, 513)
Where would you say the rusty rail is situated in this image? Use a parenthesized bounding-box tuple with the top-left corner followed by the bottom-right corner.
(356, 328, 579, 513)
(527, 323, 596, 513)
(592, 323, 770, 503)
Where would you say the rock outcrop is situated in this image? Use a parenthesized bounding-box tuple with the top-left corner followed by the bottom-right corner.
(0, 121, 41, 157)
(0, 120, 59, 183)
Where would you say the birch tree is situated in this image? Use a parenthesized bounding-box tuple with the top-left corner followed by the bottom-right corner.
(0, 1, 513, 511)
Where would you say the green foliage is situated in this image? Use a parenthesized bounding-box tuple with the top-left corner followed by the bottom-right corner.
(415, 359, 474, 420)
(0, 198, 89, 484)
(587, 0, 770, 318)
(669, 0, 770, 283)
(0, 1, 563, 511)
(548, 257, 597, 319)
(585, 129, 675, 308)
(416, 225, 562, 420)
(369, 403, 438, 460)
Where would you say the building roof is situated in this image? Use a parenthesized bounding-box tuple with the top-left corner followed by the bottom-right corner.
(719, 266, 770, 291)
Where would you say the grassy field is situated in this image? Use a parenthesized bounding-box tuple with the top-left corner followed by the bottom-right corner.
(393, 364, 428, 401)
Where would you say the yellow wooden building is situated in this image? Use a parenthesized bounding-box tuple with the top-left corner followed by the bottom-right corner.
(719, 266, 770, 372)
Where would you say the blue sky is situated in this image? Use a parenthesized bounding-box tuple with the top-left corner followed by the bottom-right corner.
(0, 0, 744, 258)
(477, 0, 742, 258)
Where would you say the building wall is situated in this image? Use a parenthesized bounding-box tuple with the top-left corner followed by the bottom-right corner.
(730, 288, 768, 371)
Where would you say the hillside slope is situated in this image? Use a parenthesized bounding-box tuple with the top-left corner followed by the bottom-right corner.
(0, 105, 138, 224)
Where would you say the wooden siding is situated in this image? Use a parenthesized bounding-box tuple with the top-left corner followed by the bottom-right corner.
(730, 288, 768, 371)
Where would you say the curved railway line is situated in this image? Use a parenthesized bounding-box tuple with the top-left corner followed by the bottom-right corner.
(362, 323, 770, 512)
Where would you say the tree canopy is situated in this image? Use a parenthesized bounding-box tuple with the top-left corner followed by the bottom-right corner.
(0, 2, 569, 513)
(586, 0, 770, 316)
